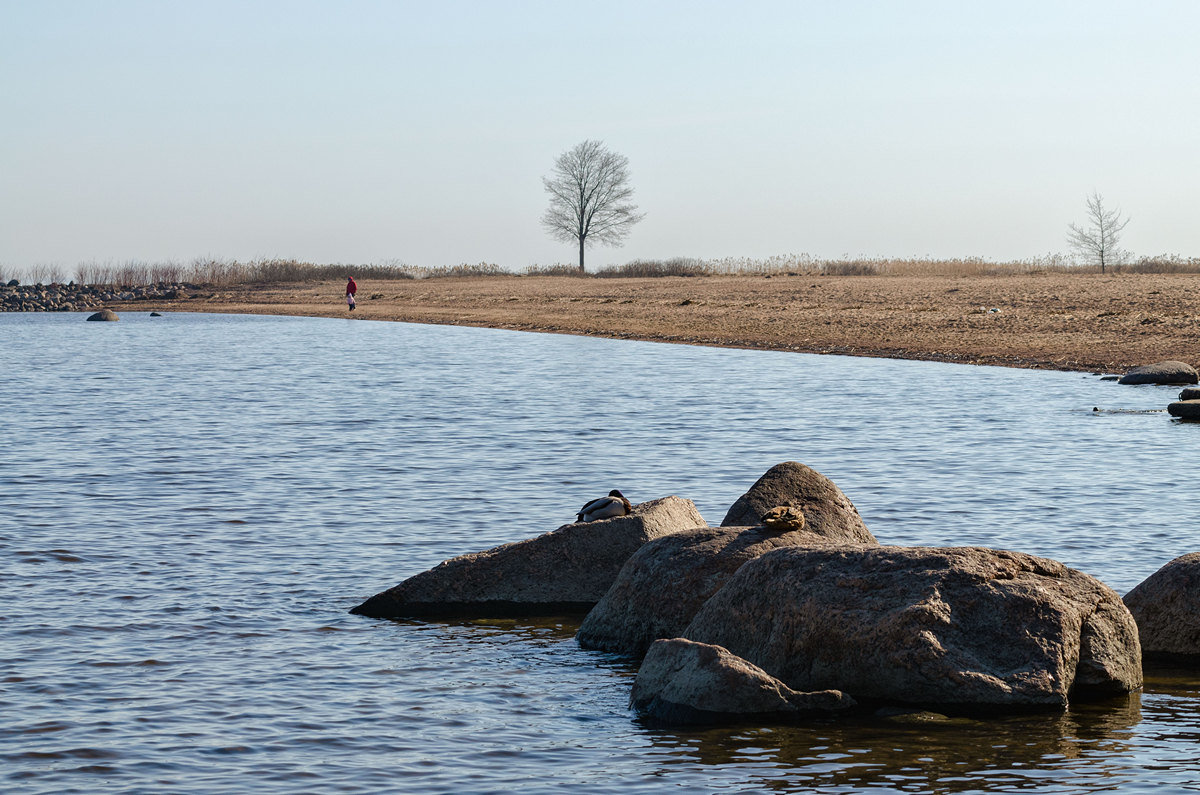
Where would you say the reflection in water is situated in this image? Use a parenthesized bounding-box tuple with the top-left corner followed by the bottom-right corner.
(383, 615, 591, 646)
(638, 694, 1145, 792)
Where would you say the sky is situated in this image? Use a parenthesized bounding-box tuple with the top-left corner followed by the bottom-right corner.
(2, 0, 1198, 272)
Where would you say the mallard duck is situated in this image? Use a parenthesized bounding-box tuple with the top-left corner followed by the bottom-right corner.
(761, 505, 806, 532)
(577, 490, 633, 523)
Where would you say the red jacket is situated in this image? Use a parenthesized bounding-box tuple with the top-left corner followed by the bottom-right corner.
(346, 278, 357, 296)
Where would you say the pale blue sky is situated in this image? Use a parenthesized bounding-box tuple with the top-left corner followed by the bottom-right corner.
(2, 0, 1197, 270)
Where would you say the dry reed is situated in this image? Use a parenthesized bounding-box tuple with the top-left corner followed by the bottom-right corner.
(4, 252, 1199, 287)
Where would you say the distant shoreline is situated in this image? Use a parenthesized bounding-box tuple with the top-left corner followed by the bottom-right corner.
(111, 273, 1200, 374)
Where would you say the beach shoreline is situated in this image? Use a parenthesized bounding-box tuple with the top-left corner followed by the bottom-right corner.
(112, 272, 1200, 373)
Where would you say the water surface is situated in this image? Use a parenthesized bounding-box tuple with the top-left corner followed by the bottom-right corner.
(2, 312, 1199, 793)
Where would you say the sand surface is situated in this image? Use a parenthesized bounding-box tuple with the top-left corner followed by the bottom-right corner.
(122, 273, 1200, 373)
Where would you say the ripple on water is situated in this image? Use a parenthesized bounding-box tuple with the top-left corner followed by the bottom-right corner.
(3, 313, 1200, 793)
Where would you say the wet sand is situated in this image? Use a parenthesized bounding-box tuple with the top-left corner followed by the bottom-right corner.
(121, 272, 1200, 373)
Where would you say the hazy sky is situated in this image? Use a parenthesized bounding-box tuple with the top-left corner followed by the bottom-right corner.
(3, 1, 1198, 271)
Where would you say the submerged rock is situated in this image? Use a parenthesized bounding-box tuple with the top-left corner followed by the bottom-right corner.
(719, 461, 876, 545)
(1118, 361, 1198, 385)
(86, 308, 119, 322)
(577, 524, 868, 657)
(682, 545, 1141, 709)
(350, 496, 705, 619)
(629, 638, 855, 724)
(873, 707, 971, 725)
(1124, 552, 1200, 662)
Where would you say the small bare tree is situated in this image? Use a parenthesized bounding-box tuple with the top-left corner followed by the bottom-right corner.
(1067, 191, 1130, 274)
(542, 140, 644, 273)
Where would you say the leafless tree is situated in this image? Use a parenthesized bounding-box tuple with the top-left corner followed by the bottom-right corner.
(1067, 191, 1130, 274)
(29, 263, 66, 284)
(542, 140, 644, 272)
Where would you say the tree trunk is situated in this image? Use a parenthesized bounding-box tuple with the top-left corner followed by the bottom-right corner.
(578, 237, 585, 273)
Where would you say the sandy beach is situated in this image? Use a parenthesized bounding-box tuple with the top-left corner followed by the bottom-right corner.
(120, 272, 1200, 373)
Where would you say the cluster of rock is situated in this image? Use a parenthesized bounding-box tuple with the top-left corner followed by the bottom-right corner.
(1110, 360, 1200, 421)
(0, 281, 195, 313)
(352, 461, 1172, 725)
(1168, 386, 1200, 420)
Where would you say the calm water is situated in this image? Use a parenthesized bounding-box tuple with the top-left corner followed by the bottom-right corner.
(2, 311, 1199, 794)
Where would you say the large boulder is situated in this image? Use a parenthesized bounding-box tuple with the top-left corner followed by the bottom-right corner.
(350, 496, 705, 618)
(1124, 552, 1200, 661)
(1118, 360, 1198, 385)
(682, 546, 1142, 710)
(86, 308, 118, 321)
(629, 638, 855, 724)
(720, 461, 876, 545)
(578, 524, 870, 657)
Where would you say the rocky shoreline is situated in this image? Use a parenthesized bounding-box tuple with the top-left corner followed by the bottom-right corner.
(0, 280, 196, 313)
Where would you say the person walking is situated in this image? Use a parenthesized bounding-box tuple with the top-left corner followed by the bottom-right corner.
(346, 276, 357, 311)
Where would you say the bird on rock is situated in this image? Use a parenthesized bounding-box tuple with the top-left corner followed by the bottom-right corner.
(576, 490, 633, 523)
(761, 505, 806, 532)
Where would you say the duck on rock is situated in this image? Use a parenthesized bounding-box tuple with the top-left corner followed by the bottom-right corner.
(577, 490, 633, 523)
(760, 505, 806, 532)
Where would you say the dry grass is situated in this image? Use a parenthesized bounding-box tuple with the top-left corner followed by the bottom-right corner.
(524, 263, 588, 277)
(598, 253, 1073, 277)
(555, 253, 1200, 279)
(61, 258, 507, 286)
(594, 257, 711, 277)
(6, 252, 1200, 287)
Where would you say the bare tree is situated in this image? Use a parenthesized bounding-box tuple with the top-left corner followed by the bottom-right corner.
(1067, 191, 1130, 274)
(542, 140, 644, 272)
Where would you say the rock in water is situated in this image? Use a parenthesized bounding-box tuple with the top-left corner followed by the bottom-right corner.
(1118, 361, 1198, 385)
(1167, 401, 1200, 420)
(86, 308, 119, 321)
(629, 638, 855, 724)
(1124, 552, 1200, 662)
(683, 545, 1141, 709)
(720, 461, 876, 544)
(350, 496, 705, 619)
(1180, 387, 1200, 401)
(577, 524, 871, 657)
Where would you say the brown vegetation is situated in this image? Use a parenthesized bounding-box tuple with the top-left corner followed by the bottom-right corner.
(8, 252, 1200, 290)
